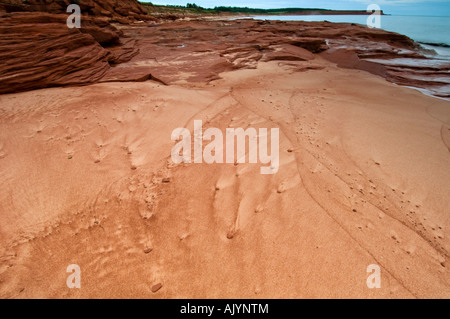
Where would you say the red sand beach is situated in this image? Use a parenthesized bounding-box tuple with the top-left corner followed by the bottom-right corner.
(0, 1, 449, 298)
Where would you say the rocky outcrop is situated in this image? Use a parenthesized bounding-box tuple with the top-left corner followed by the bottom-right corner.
(0, 0, 150, 22)
(0, 0, 153, 94)
(1, 13, 448, 98)
(108, 19, 435, 86)
(0, 12, 141, 94)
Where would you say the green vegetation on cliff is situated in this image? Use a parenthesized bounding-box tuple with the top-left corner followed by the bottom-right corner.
(140, 3, 382, 16)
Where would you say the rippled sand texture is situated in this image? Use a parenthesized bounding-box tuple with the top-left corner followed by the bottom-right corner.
(1, 54, 449, 298)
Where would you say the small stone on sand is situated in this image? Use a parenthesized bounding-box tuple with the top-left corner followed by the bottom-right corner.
(151, 283, 162, 293)
(255, 205, 264, 213)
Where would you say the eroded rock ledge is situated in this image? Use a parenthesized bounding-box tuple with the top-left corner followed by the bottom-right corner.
(0, 12, 144, 94)
(105, 19, 448, 97)
(1, 9, 448, 97)
(0, 0, 150, 23)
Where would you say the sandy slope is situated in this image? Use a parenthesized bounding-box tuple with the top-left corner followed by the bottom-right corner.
(0, 56, 449, 298)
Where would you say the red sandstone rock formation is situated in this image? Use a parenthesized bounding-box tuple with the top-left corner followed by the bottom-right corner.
(0, 12, 143, 94)
(0, 6, 447, 98)
(0, 0, 149, 22)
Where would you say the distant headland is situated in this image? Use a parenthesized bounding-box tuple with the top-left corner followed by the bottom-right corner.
(141, 4, 386, 16)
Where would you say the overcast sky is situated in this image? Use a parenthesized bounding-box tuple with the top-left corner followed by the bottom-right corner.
(141, 0, 450, 16)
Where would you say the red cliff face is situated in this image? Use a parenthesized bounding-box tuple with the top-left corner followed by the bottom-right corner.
(0, 11, 144, 94)
(0, 0, 149, 22)
(0, 0, 151, 94)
